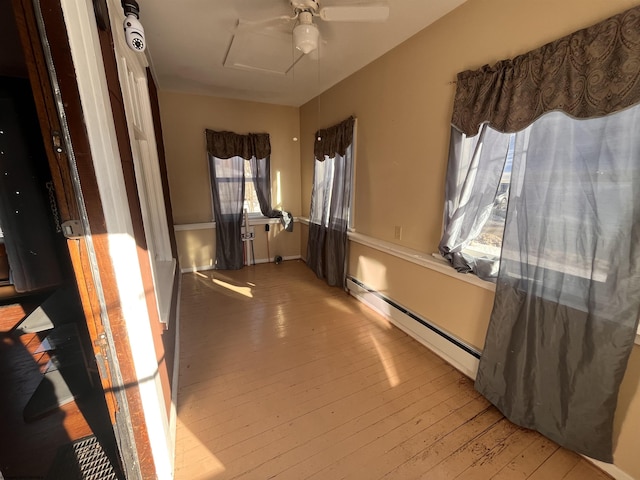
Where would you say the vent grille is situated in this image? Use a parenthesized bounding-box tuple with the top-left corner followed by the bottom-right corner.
(45, 435, 122, 480)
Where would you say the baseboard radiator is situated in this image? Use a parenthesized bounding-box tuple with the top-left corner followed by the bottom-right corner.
(347, 276, 634, 480)
(346, 276, 480, 380)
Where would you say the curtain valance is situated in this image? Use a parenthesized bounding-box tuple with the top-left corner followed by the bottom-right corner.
(314, 116, 355, 160)
(452, 5, 640, 136)
(205, 129, 270, 160)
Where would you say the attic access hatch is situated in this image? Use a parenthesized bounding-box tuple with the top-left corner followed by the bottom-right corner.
(224, 27, 304, 75)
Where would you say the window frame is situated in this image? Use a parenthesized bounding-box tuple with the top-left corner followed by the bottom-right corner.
(206, 154, 271, 221)
(309, 120, 357, 230)
(110, 9, 175, 325)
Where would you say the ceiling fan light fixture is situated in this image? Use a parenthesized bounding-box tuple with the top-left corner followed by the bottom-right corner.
(293, 21, 319, 54)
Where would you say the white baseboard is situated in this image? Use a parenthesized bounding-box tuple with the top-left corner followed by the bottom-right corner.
(346, 277, 480, 380)
(180, 255, 302, 273)
(584, 457, 636, 480)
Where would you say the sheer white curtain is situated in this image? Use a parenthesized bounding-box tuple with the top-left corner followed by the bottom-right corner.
(439, 124, 514, 279)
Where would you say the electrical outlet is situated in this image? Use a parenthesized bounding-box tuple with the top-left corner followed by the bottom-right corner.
(394, 225, 402, 240)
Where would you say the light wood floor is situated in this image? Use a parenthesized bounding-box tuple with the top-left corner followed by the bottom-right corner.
(174, 260, 611, 480)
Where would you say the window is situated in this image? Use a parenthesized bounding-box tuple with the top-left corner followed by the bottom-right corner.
(205, 130, 277, 269)
(243, 161, 261, 215)
(113, 19, 175, 323)
(441, 106, 640, 315)
(309, 154, 337, 228)
(209, 156, 269, 218)
(462, 133, 514, 263)
(309, 121, 357, 230)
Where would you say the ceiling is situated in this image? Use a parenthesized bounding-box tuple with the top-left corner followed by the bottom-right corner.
(140, 0, 467, 107)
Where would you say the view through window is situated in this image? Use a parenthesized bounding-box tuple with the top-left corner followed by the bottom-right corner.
(463, 133, 514, 261)
(243, 161, 261, 214)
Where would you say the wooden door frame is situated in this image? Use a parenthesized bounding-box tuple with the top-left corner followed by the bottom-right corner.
(11, 0, 169, 478)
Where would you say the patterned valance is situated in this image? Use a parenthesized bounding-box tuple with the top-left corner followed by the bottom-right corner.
(314, 116, 355, 160)
(452, 6, 640, 136)
(205, 129, 270, 160)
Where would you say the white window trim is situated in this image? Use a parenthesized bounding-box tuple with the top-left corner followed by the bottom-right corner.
(350, 118, 358, 231)
(173, 216, 293, 231)
(108, 0, 175, 325)
(309, 119, 358, 229)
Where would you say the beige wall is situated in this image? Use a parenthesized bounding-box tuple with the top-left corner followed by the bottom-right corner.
(175, 223, 300, 271)
(159, 92, 302, 264)
(299, 0, 640, 477)
(348, 243, 494, 350)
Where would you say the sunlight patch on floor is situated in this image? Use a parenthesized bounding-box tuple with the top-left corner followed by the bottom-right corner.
(369, 332, 400, 387)
(275, 304, 287, 338)
(323, 296, 355, 314)
(212, 278, 253, 298)
(364, 309, 393, 330)
(175, 418, 226, 479)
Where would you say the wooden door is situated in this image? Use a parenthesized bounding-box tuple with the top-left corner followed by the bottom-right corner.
(11, 1, 158, 478)
(11, 0, 120, 423)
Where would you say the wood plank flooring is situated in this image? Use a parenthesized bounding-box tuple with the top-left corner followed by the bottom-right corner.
(174, 260, 611, 480)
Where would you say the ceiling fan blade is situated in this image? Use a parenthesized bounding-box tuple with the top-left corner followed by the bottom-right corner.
(236, 13, 297, 30)
(318, 4, 389, 22)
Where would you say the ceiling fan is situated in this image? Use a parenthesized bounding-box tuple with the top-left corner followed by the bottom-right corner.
(238, 1, 390, 55)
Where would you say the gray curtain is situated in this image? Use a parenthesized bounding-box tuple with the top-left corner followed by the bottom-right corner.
(208, 154, 245, 270)
(249, 155, 281, 219)
(439, 125, 513, 279)
(307, 116, 355, 287)
(206, 130, 277, 269)
(441, 5, 640, 462)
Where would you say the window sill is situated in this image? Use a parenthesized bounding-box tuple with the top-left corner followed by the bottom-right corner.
(155, 258, 176, 326)
(174, 217, 294, 231)
(347, 230, 496, 292)
(298, 218, 494, 291)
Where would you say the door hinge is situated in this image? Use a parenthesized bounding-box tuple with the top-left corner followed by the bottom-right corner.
(94, 333, 110, 381)
(61, 219, 84, 239)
